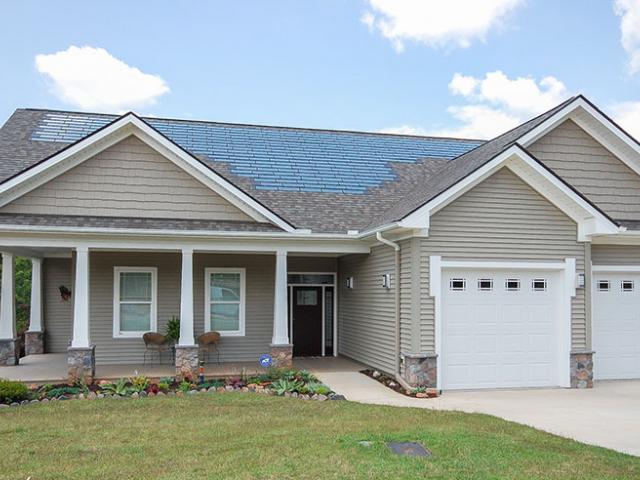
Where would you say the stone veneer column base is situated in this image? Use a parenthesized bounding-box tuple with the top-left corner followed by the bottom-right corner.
(67, 346, 95, 384)
(270, 344, 293, 368)
(0, 338, 19, 366)
(175, 345, 199, 379)
(25, 331, 44, 355)
(401, 352, 437, 388)
(570, 351, 594, 389)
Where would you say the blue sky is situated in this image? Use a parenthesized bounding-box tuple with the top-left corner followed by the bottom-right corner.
(1, 1, 639, 139)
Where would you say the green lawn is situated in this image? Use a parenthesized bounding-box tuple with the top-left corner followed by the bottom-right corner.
(0, 393, 638, 479)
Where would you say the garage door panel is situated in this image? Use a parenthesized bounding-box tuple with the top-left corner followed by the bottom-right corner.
(442, 268, 561, 390)
(593, 272, 640, 380)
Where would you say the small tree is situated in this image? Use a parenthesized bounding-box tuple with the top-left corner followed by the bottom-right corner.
(0, 257, 32, 334)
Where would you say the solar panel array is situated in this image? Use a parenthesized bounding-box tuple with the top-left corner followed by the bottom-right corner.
(31, 112, 482, 194)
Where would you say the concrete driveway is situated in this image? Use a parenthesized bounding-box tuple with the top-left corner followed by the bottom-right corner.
(314, 367, 640, 457)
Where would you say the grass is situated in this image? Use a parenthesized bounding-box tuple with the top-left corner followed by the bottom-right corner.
(0, 394, 638, 479)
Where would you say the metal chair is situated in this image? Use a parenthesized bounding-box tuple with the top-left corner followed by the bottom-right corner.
(197, 331, 221, 364)
(143, 332, 172, 365)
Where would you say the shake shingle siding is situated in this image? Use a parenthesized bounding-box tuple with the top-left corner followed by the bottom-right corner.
(1, 136, 255, 222)
(419, 168, 588, 351)
(529, 119, 640, 221)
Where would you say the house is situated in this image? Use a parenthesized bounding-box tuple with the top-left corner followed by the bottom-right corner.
(0, 95, 638, 391)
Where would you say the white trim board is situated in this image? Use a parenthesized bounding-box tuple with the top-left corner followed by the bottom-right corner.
(429, 256, 575, 391)
(399, 144, 620, 241)
(112, 266, 158, 339)
(0, 113, 296, 232)
(592, 265, 640, 272)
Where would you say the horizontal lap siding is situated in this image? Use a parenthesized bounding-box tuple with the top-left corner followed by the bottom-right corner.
(592, 245, 640, 265)
(399, 239, 412, 353)
(43, 258, 73, 353)
(1, 136, 254, 222)
(529, 119, 640, 220)
(421, 168, 587, 352)
(88, 252, 274, 365)
(338, 246, 396, 374)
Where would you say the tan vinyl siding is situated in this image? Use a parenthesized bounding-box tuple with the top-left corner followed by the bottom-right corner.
(529, 119, 640, 220)
(88, 251, 274, 365)
(421, 167, 588, 351)
(1, 136, 255, 222)
(338, 245, 396, 373)
(43, 258, 73, 353)
(398, 239, 413, 354)
(592, 244, 640, 265)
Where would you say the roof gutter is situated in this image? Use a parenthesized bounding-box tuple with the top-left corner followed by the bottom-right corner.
(376, 232, 412, 392)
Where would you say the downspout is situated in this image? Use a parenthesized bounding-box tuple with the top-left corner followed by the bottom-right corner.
(376, 232, 413, 392)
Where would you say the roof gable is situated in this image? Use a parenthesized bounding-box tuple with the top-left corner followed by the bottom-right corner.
(0, 112, 296, 232)
(0, 135, 255, 222)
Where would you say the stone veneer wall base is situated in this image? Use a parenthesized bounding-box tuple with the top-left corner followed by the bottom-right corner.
(67, 346, 95, 384)
(25, 331, 44, 355)
(401, 352, 437, 388)
(270, 344, 293, 368)
(0, 338, 19, 366)
(570, 351, 594, 389)
(175, 345, 199, 379)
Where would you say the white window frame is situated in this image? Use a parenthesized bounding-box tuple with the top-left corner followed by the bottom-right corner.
(113, 267, 158, 339)
(204, 267, 246, 337)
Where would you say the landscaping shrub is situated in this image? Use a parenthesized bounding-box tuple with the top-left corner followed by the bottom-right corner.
(0, 379, 30, 404)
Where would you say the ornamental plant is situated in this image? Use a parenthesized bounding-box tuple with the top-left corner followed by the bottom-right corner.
(0, 379, 30, 404)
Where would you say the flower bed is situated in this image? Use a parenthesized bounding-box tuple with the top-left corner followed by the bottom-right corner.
(360, 369, 438, 398)
(0, 369, 345, 407)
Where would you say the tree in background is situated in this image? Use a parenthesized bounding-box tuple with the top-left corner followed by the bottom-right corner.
(0, 257, 32, 334)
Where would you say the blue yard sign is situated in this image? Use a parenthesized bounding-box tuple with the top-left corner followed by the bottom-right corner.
(259, 354, 273, 368)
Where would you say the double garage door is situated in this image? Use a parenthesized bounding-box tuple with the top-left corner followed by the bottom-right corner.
(441, 269, 564, 390)
(593, 272, 640, 380)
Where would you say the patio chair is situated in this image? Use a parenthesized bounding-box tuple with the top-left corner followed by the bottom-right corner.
(143, 332, 172, 365)
(197, 332, 221, 364)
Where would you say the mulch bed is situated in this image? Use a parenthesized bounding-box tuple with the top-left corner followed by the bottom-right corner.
(360, 369, 438, 398)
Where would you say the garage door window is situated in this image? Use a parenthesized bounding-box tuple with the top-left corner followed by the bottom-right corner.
(621, 280, 634, 292)
(597, 280, 610, 292)
(505, 279, 520, 291)
(477, 279, 493, 291)
(532, 279, 547, 292)
(449, 278, 466, 291)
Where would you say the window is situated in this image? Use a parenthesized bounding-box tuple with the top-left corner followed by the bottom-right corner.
(532, 279, 547, 292)
(622, 280, 634, 292)
(450, 278, 466, 291)
(597, 280, 610, 292)
(296, 289, 318, 305)
(205, 268, 245, 336)
(113, 267, 157, 338)
(505, 279, 520, 291)
(477, 278, 493, 291)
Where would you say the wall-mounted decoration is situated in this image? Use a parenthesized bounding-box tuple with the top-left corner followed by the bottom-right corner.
(59, 285, 71, 302)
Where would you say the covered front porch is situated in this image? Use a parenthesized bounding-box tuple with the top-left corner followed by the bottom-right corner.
(0, 234, 368, 383)
(0, 352, 364, 384)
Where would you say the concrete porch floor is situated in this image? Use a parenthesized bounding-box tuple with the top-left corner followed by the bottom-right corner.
(0, 353, 365, 383)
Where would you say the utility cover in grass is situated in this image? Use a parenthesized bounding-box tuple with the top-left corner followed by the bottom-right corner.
(387, 442, 432, 457)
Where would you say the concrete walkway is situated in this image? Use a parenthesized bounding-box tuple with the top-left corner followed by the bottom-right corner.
(311, 367, 640, 457)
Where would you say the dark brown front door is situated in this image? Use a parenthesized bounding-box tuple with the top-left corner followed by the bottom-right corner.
(292, 286, 322, 356)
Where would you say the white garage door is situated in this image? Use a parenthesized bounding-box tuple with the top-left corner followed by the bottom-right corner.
(442, 269, 563, 390)
(593, 272, 640, 380)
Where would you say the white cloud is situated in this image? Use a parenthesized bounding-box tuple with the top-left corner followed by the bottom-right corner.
(610, 100, 640, 139)
(614, 0, 640, 75)
(35, 45, 169, 111)
(381, 71, 571, 139)
(361, 0, 524, 52)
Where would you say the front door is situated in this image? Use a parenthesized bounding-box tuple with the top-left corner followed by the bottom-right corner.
(292, 286, 323, 356)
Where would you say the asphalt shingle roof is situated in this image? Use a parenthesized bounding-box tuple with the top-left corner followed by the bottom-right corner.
(0, 108, 483, 233)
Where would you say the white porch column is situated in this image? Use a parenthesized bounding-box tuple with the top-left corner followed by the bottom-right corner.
(272, 249, 289, 345)
(178, 248, 195, 346)
(28, 258, 43, 332)
(0, 252, 16, 339)
(71, 246, 90, 348)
